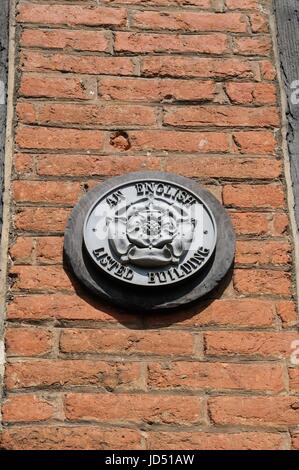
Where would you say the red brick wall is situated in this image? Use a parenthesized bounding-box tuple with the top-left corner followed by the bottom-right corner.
(1, 0, 298, 450)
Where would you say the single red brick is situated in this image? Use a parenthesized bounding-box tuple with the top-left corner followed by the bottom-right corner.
(226, 0, 258, 9)
(204, 331, 299, 358)
(0, 426, 142, 450)
(64, 393, 202, 425)
(21, 29, 110, 52)
(234, 269, 292, 296)
(5, 327, 52, 357)
(223, 184, 285, 209)
(36, 237, 63, 264)
(165, 156, 280, 178)
(225, 82, 276, 105)
(114, 32, 229, 54)
(10, 266, 73, 291)
(10, 237, 34, 264)
(148, 362, 284, 392)
(18, 102, 157, 127)
(21, 51, 135, 75)
(276, 301, 298, 328)
(17, 4, 127, 27)
(5, 360, 141, 390)
(3, 395, 55, 423)
(36, 155, 159, 177)
(145, 299, 276, 329)
(250, 13, 269, 33)
(233, 36, 271, 56)
(13, 181, 82, 205)
(19, 74, 97, 100)
(260, 60, 277, 80)
(209, 397, 299, 427)
(14, 153, 34, 175)
(232, 131, 276, 154)
(231, 212, 288, 237)
(102, 0, 210, 5)
(16, 126, 105, 151)
(99, 76, 216, 102)
(141, 57, 258, 79)
(289, 369, 299, 392)
(14, 208, 70, 233)
(236, 240, 291, 265)
(147, 431, 286, 450)
(292, 434, 299, 450)
(164, 105, 279, 128)
(132, 11, 248, 33)
(60, 329, 194, 356)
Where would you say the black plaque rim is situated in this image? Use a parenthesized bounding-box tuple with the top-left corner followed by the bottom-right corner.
(64, 171, 236, 311)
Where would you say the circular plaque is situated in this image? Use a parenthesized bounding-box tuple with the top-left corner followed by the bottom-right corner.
(64, 172, 235, 310)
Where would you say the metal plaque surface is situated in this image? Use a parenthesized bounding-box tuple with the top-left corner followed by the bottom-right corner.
(84, 179, 217, 287)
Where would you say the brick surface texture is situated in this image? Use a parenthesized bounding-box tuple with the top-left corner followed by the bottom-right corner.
(1, 0, 298, 450)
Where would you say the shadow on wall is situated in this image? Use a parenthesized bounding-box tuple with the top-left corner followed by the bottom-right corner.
(63, 251, 234, 330)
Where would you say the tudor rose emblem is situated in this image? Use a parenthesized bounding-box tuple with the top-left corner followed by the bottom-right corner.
(83, 179, 217, 286)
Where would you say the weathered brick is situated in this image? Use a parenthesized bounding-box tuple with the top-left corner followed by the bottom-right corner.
(114, 32, 229, 54)
(250, 13, 269, 33)
(132, 11, 248, 32)
(226, 0, 258, 9)
(64, 393, 202, 425)
(0, 426, 142, 450)
(5, 360, 141, 390)
(276, 301, 298, 328)
(232, 131, 277, 154)
(145, 299, 276, 328)
(21, 51, 135, 76)
(223, 184, 285, 209)
(292, 434, 299, 450)
(10, 237, 34, 264)
(167, 156, 280, 179)
(289, 368, 299, 391)
(5, 327, 52, 357)
(164, 105, 279, 128)
(10, 266, 73, 291)
(147, 431, 286, 450)
(19, 74, 97, 100)
(231, 212, 289, 237)
(60, 329, 194, 356)
(236, 240, 291, 265)
(102, 0, 211, 5)
(21, 29, 110, 52)
(16, 126, 105, 151)
(3, 395, 55, 423)
(13, 181, 82, 205)
(209, 397, 299, 427)
(36, 237, 63, 264)
(204, 331, 298, 358)
(233, 36, 271, 56)
(225, 82, 276, 105)
(141, 57, 258, 79)
(99, 77, 216, 102)
(148, 362, 284, 392)
(14, 208, 70, 233)
(14, 153, 34, 175)
(260, 60, 276, 80)
(17, 102, 157, 127)
(234, 269, 292, 296)
(17, 4, 127, 27)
